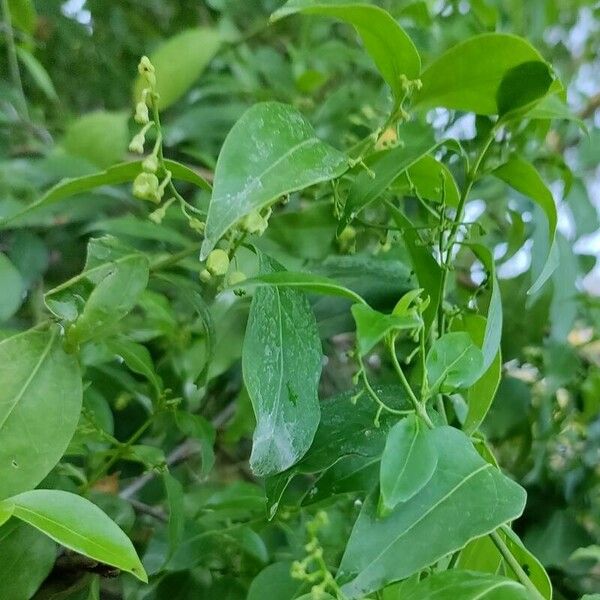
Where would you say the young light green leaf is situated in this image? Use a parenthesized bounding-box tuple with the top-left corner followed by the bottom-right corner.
(0, 327, 82, 500)
(230, 270, 367, 306)
(401, 569, 530, 599)
(493, 157, 557, 294)
(338, 427, 526, 598)
(379, 414, 438, 511)
(45, 236, 149, 344)
(242, 254, 323, 476)
(415, 33, 547, 115)
(341, 122, 437, 228)
(0, 490, 147, 582)
(426, 332, 484, 393)
(351, 302, 421, 357)
(134, 28, 221, 110)
(0, 522, 56, 600)
(201, 102, 348, 259)
(0, 158, 209, 230)
(271, 1, 420, 103)
(0, 253, 24, 321)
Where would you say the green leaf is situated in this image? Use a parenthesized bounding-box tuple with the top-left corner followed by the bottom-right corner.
(266, 385, 410, 518)
(401, 570, 530, 599)
(134, 28, 221, 110)
(426, 332, 484, 393)
(493, 157, 557, 294)
(0, 327, 82, 500)
(342, 122, 437, 227)
(455, 315, 502, 435)
(16, 46, 58, 102)
(105, 337, 162, 395)
(62, 110, 129, 168)
(379, 414, 437, 511)
(175, 411, 216, 476)
(200, 102, 348, 259)
(415, 33, 547, 115)
(231, 270, 367, 305)
(0, 490, 147, 582)
(500, 526, 552, 599)
(45, 236, 149, 344)
(8, 0, 36, 34)
(163, 472, 185, 565)
(0, 253, 24, 321)
(386, 202, 442, 331)
(271, 1, 420, 103)
(0, 158, 209, 230)
(242, 253, 323, 476)
(338, 427, 526, 598)
(248, 562, 308, 600)
(0, 522, 56, 600)
(528, 94, 587, 129)
(496, 61, 553, 119)
(351, 300, 421, 356)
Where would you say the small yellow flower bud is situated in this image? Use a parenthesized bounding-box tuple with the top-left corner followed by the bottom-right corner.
(199, 269, 211, 283)
(149, 205, 167, 224)
(227, 271, 246, 286)
(138, 56, 156, 87)
(133, 172, 160, 203)
(242, 211, 268, 235)
(375, 126, 398, 150)
(206, 249, 230, 276)
(129, 132, 145, 154)
(188, 218, 205, 233)
(142, 154, 159, 173)
(134, 101, 149, 125)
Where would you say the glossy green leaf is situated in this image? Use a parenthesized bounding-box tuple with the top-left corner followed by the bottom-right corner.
(242, 254, 323, 476)
(493, 157, 557, 294)
(426, 332, 484, 393)
(0, 489, 147, 582)
(231, 270, 367, 305)
(401, 570, 530, 599)
(135, 28, 221, 110)
(379, 414, 438, 511)
(0, 522, 56, 600)
(342, 122, 437, 227)
(62, 110, 129, 168)
(338, 427, 526, 598)
(0, 327, 82, 500)
(351, 301, 421, 356)
(496, 61, 553, 118)
(0, 253, 24, 321)
(415, 34, 547, 115)
(45, 236, 149, 344)
(272, 1, 420, 102)
(201, 102, 348, 258)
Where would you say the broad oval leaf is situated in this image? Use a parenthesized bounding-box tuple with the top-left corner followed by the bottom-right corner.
(0, 328, 82, 500)
(380, 414, 438, 511)
(272, 1, 420, 102)
(0, 522, 56, 600)
(493, 157, 557, 294)
(401, 570, 530, 599)
(242, 254, 323, 476)
(0, 489, 147, 582)
(338, 426, 526, 598)
(135, 28, 221, 110)
(496, 61, 553, 118)
(415, 33, 547, 115)
(247, 561, 308, 600)
(426, 332, 484, 393)
(201, 102, 348, 258)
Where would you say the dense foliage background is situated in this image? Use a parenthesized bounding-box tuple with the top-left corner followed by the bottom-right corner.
(0, 1, 599, 599)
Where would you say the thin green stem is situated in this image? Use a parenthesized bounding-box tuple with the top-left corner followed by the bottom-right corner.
(388, 338, 434, 429)
(489, 530, 545, 600)
(1, 0, 28, 118)
(150, 243, 201, 272)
